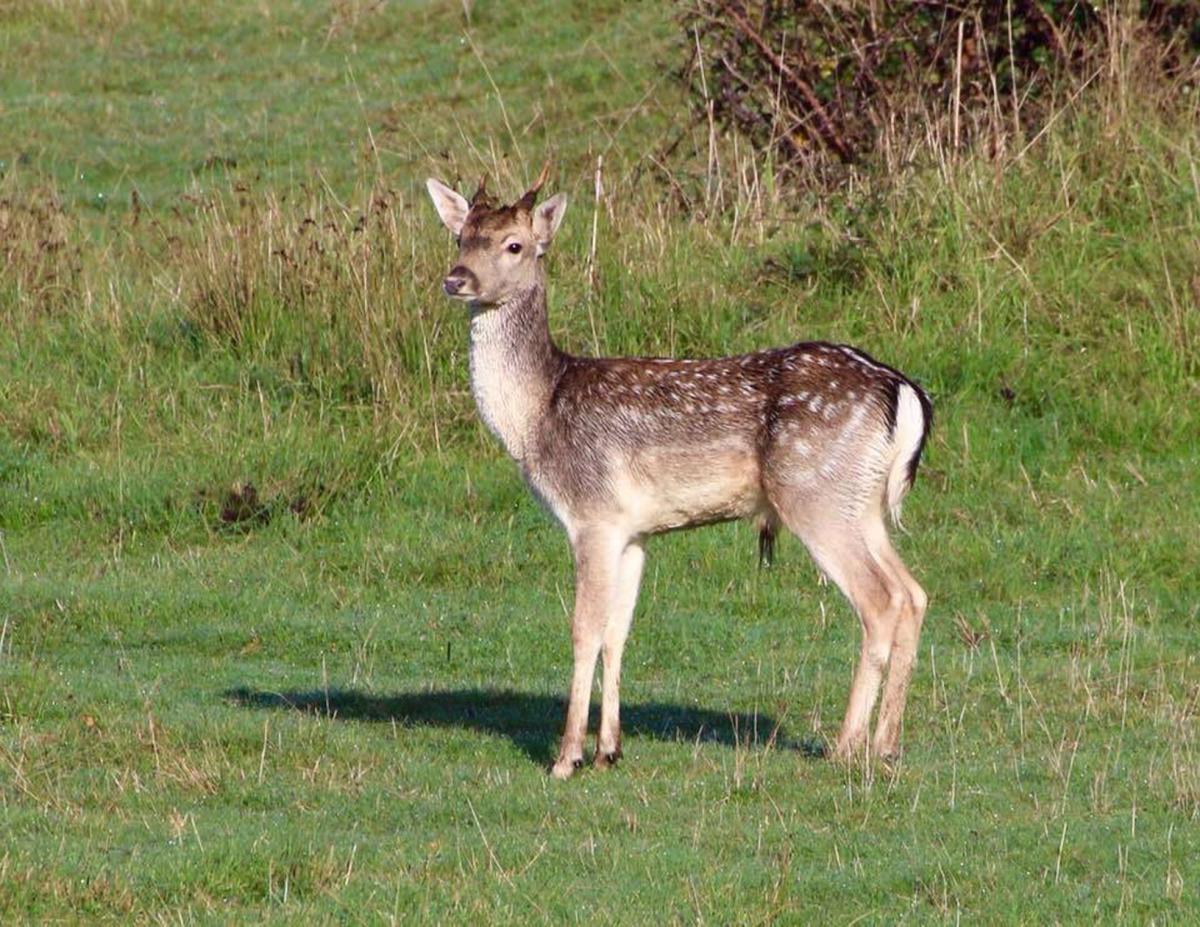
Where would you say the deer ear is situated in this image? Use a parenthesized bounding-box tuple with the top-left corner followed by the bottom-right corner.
(532, 193, 567, 254)
(426, 178, 470, 236)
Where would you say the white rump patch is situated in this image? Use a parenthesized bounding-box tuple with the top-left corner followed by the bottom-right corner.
(885, 382, 928, 525)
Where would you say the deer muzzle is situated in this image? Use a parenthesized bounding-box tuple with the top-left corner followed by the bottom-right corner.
(443, 265, 477, 298)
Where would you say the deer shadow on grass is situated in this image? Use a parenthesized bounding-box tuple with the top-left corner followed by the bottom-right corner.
(224, 686, 826, 767)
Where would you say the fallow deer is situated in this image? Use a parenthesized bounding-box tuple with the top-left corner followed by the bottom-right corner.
(426, 166, 932, 779)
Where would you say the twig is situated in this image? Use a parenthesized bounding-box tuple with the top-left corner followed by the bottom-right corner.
(586, 154, 603, 354)
(257, 717, 269, 784)
(1011, 66, 1103, 164)
(466, 797, 512, 886)
(952, 19, 964, 153)
(721, 1, 855, 162)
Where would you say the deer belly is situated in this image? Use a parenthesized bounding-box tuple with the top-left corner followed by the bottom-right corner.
(614, 444, 763, 534)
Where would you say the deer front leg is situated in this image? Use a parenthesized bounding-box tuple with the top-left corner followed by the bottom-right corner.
(551, 529, 625, 780)
(595, 541, 645, 768)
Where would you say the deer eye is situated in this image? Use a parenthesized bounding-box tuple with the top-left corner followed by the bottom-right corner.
(506, 242, 522, 254)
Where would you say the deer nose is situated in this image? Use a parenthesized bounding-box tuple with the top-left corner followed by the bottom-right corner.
(443, 266, 472, 296)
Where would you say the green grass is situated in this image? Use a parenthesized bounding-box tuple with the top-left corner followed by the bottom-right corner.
(2, 1, 1200, 922)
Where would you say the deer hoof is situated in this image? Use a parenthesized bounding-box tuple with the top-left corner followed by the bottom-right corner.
(594, 749, 622, 769)
(550, 756, 584, 780)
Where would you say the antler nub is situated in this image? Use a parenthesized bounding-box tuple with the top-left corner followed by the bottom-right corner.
(470, 173, 491, 207)
(530, 160, 551, 195)
(516, 160, 552, 211)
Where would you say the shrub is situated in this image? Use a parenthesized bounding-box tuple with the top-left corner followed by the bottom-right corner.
(680, 0, 1200, 188)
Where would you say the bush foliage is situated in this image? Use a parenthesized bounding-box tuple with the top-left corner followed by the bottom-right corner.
(681, 0, 1200, 185)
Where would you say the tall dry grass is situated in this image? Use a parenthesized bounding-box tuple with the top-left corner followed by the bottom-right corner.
(1, 15, 1196, 462)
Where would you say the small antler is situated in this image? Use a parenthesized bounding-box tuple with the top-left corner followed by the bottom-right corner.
(516, 160, 552, 211)
(470, 173, 492, 208)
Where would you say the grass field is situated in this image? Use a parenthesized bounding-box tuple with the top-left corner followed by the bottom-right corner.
(2, 1, 1199, 922)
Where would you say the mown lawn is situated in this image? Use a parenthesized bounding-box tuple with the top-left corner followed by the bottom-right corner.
(2, 1, 1198, 922)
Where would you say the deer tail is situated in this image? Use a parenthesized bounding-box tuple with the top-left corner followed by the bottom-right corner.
(885, 380, 933, 526)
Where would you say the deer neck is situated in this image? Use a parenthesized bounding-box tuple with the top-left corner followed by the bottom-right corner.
(468, 280, 561, 462)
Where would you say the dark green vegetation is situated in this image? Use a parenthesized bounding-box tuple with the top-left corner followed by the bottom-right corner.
(2, 1, 1198, 921)
(684, 0, 1200, 180)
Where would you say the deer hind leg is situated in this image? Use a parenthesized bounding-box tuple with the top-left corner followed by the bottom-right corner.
(595, 540, 645, 768)
(867, 526, 927, 759)
(551, 528, 626, 780)
(778, 505, 910, 761)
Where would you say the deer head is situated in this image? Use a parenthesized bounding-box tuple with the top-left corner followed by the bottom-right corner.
(426, 163, 567, 305)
